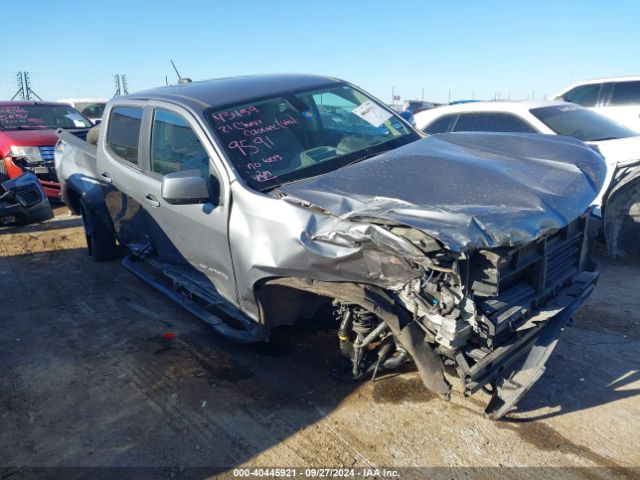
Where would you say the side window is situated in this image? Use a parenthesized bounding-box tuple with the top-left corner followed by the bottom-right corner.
(423, 114, 457, 134)
(610, 81, 640, 106)
(453, 113, 537, 133)
(150, 109, 210, 176)
(81, 103, 105, 119)
(562, 84, 601, 107)
(107, 106, 143, 164)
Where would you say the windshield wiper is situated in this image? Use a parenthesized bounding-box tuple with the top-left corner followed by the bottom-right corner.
(343, 151, 382, 167)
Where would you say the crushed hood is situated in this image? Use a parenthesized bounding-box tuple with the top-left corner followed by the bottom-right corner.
(279, 133, 606, 252)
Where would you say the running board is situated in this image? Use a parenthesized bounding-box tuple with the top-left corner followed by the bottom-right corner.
(122, 254, 266, 343)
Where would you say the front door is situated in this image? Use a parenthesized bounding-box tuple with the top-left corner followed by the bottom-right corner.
(130, 104, 238, 306)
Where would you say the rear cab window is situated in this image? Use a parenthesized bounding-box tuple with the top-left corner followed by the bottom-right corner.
(106, 106, 144, 165)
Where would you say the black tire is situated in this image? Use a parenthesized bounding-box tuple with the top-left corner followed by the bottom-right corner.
(0, 159, 9, 183)
(79, 199, 119, 261)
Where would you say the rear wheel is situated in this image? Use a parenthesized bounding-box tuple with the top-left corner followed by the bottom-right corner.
(79, 199, 119, 261)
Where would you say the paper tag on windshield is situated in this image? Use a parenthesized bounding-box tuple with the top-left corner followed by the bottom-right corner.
(352, 100, 392, 127)
(65, 112, 87, 128)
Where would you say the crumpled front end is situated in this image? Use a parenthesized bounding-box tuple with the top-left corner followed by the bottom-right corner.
(229, 133, 606, 419)
(392, 212, 598, 418)
(244, 197, 599, 419)
(0, 172, 53, 226)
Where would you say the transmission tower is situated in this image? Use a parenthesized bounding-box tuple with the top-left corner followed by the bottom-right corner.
(121, 75, 129, 95)
(113, 74, 129, 97)
(11, 72, 24, 100)
(11, 72, 42, 101)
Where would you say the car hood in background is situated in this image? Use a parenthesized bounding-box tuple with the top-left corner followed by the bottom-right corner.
(0, 129, 58, 150)
(278, 133, 606, 252)
(589, 135, 640, 166)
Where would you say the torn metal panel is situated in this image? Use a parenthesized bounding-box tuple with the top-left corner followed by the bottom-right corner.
(278, 133, 606, 252)
(0, 172, 53, 226)
(228, 184, 429, 320)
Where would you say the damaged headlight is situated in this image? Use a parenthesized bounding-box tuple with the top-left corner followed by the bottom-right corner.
(10, 146, 43, 164)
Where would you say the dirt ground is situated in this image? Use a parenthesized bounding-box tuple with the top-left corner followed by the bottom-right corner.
(1, 207, 639, 479)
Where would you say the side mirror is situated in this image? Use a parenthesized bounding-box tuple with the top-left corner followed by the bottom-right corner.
(161, 169, 213, 205)
(93, 119, 102, 126)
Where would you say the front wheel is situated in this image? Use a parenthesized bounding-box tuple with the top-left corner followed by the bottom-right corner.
(79, 199, 119, 261)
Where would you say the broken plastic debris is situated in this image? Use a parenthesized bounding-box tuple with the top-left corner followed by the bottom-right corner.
(162, 332, 177, 340)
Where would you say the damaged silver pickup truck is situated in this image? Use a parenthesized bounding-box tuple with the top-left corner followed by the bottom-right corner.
(55, 74, 606, 419)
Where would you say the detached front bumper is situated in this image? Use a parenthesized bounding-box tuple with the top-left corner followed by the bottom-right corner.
(456, 271, 599, 419)
(0, 172, 53, 226)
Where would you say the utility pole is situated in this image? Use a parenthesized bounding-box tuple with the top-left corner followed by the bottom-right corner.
(11, 71, 41, 101)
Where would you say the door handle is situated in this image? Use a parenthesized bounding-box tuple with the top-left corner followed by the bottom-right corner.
(100, 172, 112, 184)
(143, 194, 160, 208)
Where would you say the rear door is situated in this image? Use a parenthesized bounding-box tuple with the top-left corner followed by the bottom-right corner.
(98, 102, 151, 251)
(599, 80, 640, 132)
(133, 101, 238, 304)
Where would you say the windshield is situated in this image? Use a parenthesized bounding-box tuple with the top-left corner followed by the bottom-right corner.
(0, 104, 93, 131)
(207, 84, 419, 191)
(530, 104, 637, 142)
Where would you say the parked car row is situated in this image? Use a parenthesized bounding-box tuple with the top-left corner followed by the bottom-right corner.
(414, 79, 640, 257)
(554, 75, 640, 132)
(54, 74, 608, 419)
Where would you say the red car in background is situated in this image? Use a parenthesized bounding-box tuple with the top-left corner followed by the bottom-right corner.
(0, 101, 93, 200)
